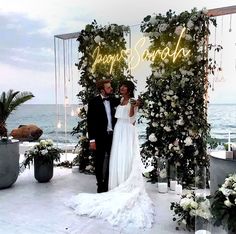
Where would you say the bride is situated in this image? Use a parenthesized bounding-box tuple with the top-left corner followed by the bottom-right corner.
(67, 80, 155, 228)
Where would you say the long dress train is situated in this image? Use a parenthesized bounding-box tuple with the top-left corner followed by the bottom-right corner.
(66, 101, 155, 228)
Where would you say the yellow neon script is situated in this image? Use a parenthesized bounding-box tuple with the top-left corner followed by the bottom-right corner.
(92, 27, 190, 73)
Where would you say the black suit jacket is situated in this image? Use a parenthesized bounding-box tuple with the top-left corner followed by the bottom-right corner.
(87, 95, 120, 144)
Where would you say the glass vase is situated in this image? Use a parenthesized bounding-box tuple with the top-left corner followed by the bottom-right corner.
(157, 157, 168, 193)
(195, 165, 207, 196)
(169, 162, 177, 191)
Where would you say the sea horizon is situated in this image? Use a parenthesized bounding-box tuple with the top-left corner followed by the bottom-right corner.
(6, 103, 236, 146)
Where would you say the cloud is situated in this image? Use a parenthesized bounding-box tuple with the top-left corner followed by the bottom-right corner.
(0, 12, 54, 70)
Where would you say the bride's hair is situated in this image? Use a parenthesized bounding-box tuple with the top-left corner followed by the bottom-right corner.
(120, 80, 135, 97)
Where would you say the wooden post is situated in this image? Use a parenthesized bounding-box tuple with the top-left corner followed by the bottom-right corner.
(208, 5, 236, 17)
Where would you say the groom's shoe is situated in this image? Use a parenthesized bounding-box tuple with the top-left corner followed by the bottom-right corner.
(97, 184, 104, 193)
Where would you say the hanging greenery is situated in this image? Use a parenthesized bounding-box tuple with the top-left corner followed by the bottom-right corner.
(139, 8, 219, 186)
(72, 20, 131, 173)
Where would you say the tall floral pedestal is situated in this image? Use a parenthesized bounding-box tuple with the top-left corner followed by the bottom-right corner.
(34, 157, 53, 183)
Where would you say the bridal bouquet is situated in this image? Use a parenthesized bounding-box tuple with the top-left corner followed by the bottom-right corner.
(170, 191, 212, 231)
(210, 174, 236, 232)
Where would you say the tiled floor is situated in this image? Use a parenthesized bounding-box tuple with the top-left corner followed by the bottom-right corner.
(0, 166, 225, 234)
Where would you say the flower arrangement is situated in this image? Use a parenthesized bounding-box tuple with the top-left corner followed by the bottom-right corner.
(170, 191, 212, 231)
(23, 139, 63, 168)
(210, 174, 236, 232)
(140, 8, 220, 185)
(72, 20, 133, 173)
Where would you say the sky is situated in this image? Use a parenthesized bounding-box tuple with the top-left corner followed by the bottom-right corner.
(0, 0, 236, 104)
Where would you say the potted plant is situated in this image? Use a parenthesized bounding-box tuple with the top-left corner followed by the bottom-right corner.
(170, 191, 212, 231)
(210, 174, 236, 233)
(0, 89, 34, 189)
(23, 139, 63, 183)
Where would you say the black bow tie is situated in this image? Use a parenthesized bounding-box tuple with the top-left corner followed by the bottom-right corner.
(102, 97, 110, 102)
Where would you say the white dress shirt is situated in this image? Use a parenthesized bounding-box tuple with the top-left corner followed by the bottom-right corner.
(101, 95, 113, 132)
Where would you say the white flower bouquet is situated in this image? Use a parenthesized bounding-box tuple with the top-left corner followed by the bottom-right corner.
(170, 191, 212, 231)
(23, 139, 63, 168)
(211, 174, 236, 232)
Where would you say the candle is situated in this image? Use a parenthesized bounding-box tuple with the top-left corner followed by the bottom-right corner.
(158, 182, 168, 193)
(228, 132, 231, 151)
(176, 184, 182, 195)
(72, 166, 79, 173)
(195, 230, 211, 234)
(170, 180, 177, 191)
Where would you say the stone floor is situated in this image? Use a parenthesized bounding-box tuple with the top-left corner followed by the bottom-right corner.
(0, 164, 226, 234)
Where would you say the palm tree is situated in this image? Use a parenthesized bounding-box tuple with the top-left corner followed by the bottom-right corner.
(0, 90, 34, 138)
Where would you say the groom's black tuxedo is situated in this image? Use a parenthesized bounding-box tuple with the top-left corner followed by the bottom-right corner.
(87, 95, 120, 192)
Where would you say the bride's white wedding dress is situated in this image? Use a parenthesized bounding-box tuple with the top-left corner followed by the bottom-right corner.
(67, 101, 155, 228)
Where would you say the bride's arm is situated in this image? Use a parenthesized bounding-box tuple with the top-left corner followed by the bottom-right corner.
(129, 99, 140, 117)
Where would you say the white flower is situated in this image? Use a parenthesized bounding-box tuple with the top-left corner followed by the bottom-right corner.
(153, 71, 161, 78)
(190, 201, 198, 209)
(149, 133, 157, 142)
(41, 149, 48, 155)
(190, 209, 196, 216)
(159, 169, 167, 178)
(159, 23, 168, 32)
(40, 140, 46, 146)
(152, 122, 158, 127)
(185, 34, 192, 41)
(149, 16, 157, 25)
(174, 26, 184, 36)
(187, 20, 194, 29)
(224, 199, 233, 207)
(143, 165, 154, 173)
(182, 219, 187, 225)
(164, 126, 171, 132)
(94, 35, 103, 44)
(202, 7, 208, 15)
(184, 136, 192, 146)
(85, 165, 93, 170)
(176, 118, 184, 126)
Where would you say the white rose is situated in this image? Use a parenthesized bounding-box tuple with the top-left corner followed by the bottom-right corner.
(174, 26, 184, 36)
(164, 126, 171, 132)
(182, 219, 187, 225)
(190, 201, 198, 209)
(202, 7, 208, 14)
(159, 169, 167, 178)
(176, 118, 184, 126)
(149, 133, 157, 142)
(187, 20, 194, 29)
(159, 23, 168, 32)
(152, 122, 158, 127)
(185, 34, 192, 41)
(41, 149, 48, 155)
(184, 136, 192, 146)
(196, 55, 202, 62)
(149, 16, 157, 25)
(94, 35, 103, 44)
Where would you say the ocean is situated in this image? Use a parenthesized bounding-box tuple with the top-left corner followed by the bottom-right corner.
(5, 104, 236, 146)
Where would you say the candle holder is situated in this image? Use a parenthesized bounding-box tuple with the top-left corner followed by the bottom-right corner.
(169, 163, 177, 191)
(157, 157, 168, 193)
(195, 165, 209, 199)
(175, 177, 183, 195)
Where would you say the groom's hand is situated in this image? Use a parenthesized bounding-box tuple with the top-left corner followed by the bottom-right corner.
(89, 142, 96, 150)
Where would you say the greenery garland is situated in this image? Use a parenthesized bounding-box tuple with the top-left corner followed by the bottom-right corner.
(72, 20, 132, 173)
(139, 8, 219, 186)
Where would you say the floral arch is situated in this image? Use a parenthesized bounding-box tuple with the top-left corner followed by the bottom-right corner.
(73, 9, 219, 186)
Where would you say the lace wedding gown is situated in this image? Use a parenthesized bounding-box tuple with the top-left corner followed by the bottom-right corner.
(67, 101, 155, 228)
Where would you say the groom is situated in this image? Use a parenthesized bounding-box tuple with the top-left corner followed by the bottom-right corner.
(87, 79, 120, 193)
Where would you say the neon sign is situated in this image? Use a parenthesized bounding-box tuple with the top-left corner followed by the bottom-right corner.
(92, 27, 191, 74)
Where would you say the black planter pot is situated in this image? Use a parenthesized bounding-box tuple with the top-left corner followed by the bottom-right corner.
(34, 157, 53, 183)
